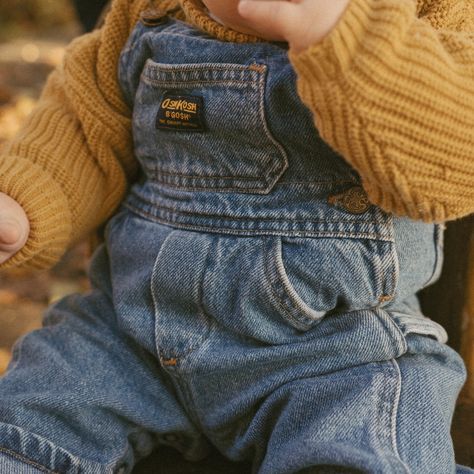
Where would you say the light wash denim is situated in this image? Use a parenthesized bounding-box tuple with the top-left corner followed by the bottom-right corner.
(0, 17, 471, 474)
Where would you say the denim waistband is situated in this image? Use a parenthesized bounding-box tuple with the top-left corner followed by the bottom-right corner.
(124, 180, 394, 240)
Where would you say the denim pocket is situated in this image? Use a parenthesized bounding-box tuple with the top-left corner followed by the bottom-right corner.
(201, 234, 397, 343)
(263, 236, 397, 331)
(133, 60, 288, 193)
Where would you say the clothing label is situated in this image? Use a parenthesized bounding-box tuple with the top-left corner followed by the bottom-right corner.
(156, 92, 205, 132)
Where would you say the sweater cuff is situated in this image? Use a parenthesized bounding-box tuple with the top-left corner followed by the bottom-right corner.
(0, 156, 72, 271)
(288, 0, 415, 83)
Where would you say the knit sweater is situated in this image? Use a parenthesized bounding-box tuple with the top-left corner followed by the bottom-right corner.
(1, 0, 473, 271)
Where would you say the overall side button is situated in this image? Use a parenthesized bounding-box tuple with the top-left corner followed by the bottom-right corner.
(328, 186, 371, 215)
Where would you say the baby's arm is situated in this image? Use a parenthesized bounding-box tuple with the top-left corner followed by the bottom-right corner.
(0, 0, 151, 270)
(240, 0, 474, 222)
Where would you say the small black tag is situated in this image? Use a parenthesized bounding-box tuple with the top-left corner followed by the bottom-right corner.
(156, 92, 205, 132)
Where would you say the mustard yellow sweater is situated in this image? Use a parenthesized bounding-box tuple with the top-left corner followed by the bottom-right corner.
(1, 0, 473, 271)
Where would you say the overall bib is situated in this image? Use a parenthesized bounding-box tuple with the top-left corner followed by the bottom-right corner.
(0, 15, 469, 474)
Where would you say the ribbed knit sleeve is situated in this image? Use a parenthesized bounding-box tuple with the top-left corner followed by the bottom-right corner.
(0, 0, 160, 270)
(289, 0, 474, 222)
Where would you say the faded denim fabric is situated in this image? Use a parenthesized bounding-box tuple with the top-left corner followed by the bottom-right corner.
(0, 17, 470, 474)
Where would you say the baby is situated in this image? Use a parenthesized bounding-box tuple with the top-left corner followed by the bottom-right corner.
(0, 0, 473, 472)
(0, 0, 347, 262)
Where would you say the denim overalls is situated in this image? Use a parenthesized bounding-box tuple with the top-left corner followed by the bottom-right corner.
(0, 15, 470, 474)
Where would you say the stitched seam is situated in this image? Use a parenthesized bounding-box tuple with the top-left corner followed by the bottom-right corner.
(387, 216, 399, 299)
(142, 76, 259, 87)
(375, 222, 398, 305)
(262, 238, 316, 330)
(148, 176, 272, 193)
(152, 171, 268, 181)
(269, 237, 326, 326)
(390, 359, 412, 474)
(142, 64, 263, 85)
(377, 309, 408, 355)
(192, 352, 394, 379)
(125, 200, 389, 226)
(145, 61, 264, 72)
(123, 204, 392, 240)
(147, 177, 272, 193)
(255, 66, 289, 181)
(0, 446, 58, 473)
(141, 174, 357, 186)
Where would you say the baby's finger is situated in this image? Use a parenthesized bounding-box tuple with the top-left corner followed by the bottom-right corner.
(0, 219, 26, 264)
(238, 0, 297, 41)
(0, 218, 24, 247)
(0, 193, 29, 263)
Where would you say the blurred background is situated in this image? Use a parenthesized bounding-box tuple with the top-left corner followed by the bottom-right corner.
(0, 0, 472, 470)
(0, 0, 101, 376)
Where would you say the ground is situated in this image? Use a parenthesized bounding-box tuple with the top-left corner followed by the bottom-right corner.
(0, 19, 472, 473)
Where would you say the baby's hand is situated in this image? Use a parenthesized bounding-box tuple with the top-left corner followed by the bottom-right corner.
(238, 0, 350, 53)
(0, 193, 29, 264)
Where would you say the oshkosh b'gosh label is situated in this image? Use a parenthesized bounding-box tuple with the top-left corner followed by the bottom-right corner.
(156, 92, 205, 132)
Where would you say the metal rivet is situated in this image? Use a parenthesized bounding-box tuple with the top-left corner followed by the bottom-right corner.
(248, 64, 266, 73)
(161, 357, 178, 367)
(328, 186, 370, 215)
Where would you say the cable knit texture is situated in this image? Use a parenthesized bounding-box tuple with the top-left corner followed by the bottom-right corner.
(0, 0, 473, 270)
